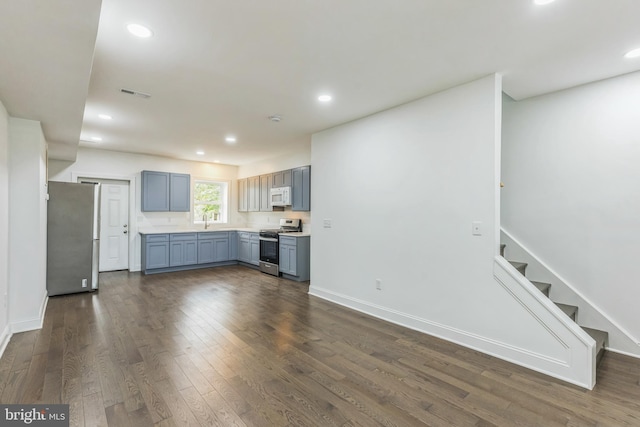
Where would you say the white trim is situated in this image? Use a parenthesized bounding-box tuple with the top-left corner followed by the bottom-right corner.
(501, 227, 640, 355)
(71, 171, 138, 272)
(309, 271, 595, 390)
(11, 292, 47, 333)
(0, 324, 12, 359)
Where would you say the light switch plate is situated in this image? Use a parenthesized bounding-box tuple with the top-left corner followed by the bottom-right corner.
(323, 219, 332, 228)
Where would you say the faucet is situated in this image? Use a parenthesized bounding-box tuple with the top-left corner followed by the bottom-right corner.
(203, 214, 209, 229)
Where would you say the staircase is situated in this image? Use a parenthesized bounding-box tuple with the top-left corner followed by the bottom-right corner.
(501, 244, 609, 365)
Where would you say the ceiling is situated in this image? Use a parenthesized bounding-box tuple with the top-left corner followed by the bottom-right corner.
(2, 0, 640, 165)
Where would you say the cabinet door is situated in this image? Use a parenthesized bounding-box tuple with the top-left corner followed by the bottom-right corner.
(146, 242, 169, 269)
(169, 173, 190, 212)
(248, 176, 260, 212)
(184, 240, 197, 264)
(169, 241, 184, 266)
(142, 171, 170, 212)
(239, 239, 251, 262)
(272, 170, 292, 188)
(238, 179, 248, 212)
(250, 239, 260, 266)
(259, 174, 272, 212)
(229, 232, 238, 260)
(213, 238, 230, 262)
(198, 240, 215, 264)
(279, 244, 297, 275)
(291, 166, 311, 211)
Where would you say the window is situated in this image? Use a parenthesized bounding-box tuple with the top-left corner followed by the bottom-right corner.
(193, 180, 228, 224)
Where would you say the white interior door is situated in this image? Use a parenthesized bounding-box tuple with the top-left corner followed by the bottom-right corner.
(99, 182, 130, 271)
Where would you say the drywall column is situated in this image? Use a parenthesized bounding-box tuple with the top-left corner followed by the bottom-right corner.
(0, 101, 10, 351)
(8, 118, 48, 333)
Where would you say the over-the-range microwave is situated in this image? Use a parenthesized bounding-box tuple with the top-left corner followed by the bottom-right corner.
(270, 186, 291, 206)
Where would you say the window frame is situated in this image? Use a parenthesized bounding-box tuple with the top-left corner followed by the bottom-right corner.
(192, 179, 229, 224)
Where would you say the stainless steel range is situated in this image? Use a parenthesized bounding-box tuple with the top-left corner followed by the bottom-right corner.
(259, 218, 302, 276)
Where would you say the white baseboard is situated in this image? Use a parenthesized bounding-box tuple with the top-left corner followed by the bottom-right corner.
(0, 324, 11, 359)
(309, 285, 593, 389)
(10, 292, 48, 334)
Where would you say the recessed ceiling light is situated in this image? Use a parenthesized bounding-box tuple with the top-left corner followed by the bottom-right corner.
(196, 151, 205, 155)
(624, 47, 640, 59)
(98, 114, 112, 120)
(534, 0, 555, 4)
(90, 137, 102, 142)
(127, 23, 153, 38)
(318, 94, 332, 102)
(225, 136, 237, 143)
(214, 160, 221, 163)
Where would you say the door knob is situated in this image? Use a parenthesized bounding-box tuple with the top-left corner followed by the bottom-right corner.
(123, 230, 128, 234)
(123, 224, 128, 228)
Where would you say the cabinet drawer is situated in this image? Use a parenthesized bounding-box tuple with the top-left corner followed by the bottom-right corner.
(145, 234, 169, 243)
(170, 233, 197, 241)
(250, 233, 260, 242)
(198, 231, 229, 240)
(279, 236, 296, 246)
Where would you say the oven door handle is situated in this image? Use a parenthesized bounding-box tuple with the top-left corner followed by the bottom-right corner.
(259, 237, 279, 242)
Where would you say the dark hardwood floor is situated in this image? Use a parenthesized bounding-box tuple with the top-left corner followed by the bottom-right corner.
(1, 266, 639, 426)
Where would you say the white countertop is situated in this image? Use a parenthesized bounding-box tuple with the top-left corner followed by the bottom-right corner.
(138, 227, 310, 237)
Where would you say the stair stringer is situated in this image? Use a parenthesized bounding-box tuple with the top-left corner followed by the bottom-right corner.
(494, 256, 596, 389)
(501, 227, 640, 357)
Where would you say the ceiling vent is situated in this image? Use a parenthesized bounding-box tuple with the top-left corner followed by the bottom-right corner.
(120, 88, 151, 99)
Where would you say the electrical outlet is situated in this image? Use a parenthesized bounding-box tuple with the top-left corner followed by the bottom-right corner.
(376, 279, 382, 290)
(82, 279, 88, 288)
(472, 221, 482, 236)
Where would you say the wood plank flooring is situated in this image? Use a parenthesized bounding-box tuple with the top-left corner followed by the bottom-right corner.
(1, 265, 640, 426)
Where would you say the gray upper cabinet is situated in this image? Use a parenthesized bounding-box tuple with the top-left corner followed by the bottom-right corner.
(259, 174, 272, 212)
(272, 170, 292, 188)
(142, 171, 170, 211)
(238, 178, 248, 212)
(142, 170, 190, 212)
(292, 165, 311, 211)
(169, 173, 190, 211)
(248, 176, 260, 212)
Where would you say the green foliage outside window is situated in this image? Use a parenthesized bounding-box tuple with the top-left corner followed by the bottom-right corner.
(194, 181, 224, 221)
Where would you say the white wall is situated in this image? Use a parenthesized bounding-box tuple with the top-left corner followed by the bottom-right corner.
(49, 147, 241, 272)
(0, 100, 10, 352)
(502, 71, 640, 348)
(310, 75, 591, 385)
(8, 118, 48, 333)
(238, 146, 312, 230)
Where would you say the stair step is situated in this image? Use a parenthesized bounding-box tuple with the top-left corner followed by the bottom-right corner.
(508, 261, 527, 276)
(555, 303, 578, 322)
(531, 281, 551, 298)
(583, 327, 608, 365)
(500, 243, 506, 257)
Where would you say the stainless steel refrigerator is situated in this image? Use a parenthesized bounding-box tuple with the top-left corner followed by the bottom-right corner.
(46, 181, 100, 296)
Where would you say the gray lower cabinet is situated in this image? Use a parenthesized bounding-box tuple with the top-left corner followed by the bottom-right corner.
(198, 232, 233, 263)
(143, 234, 170, 269)
(279, 235, 310, 281)
(238, 232, 260, 266)
(291, 166, 311, 211)
(169, 233, 197, 266)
